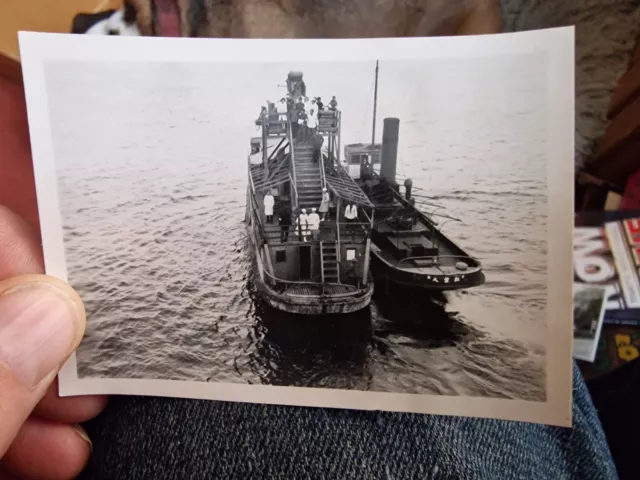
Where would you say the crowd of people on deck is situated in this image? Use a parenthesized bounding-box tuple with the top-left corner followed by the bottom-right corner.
(263, 187, 362, 244)
(258, 88, 346, 244)
(260, 94, 339, 141)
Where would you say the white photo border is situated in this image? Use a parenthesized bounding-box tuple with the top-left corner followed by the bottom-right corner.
(18, 28, 575, 427)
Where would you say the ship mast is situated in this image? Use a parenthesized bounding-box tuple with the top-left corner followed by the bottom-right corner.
(371, 60, 379, 146)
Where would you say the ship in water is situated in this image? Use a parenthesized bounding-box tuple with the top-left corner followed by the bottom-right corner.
(245, 71, 375, 315)
(341, 62, 486, 290)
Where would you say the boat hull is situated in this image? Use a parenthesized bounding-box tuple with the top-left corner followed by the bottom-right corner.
(253, 274, 374, 315)
(370, 248, 485, 290)
(246, 223, 374, 315)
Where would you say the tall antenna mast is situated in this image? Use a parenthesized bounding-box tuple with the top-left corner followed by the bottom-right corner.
(371, 60, 379, 146)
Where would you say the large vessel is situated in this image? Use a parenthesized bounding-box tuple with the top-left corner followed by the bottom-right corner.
(342, 62, 486, 290)
(246, 71, 375, 314)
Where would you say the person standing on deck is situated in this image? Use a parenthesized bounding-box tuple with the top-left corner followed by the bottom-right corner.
(290, 105, 299, 138)
(264, 192, 275, 224)
(307, 109, 318, 139)
(278, 208, 292, 242)
(297, 110, 307, 142)
(311, 133, 324, 164)
(258, 106, 268, 126)
(267, 101, 278, 123)
(404, 178, 413, 200)
(308, 208, 320, 242)
(344, 203, 358, 239)
(319, 188, 330, 221)
(316, 97, 324, 110)
(277, 98, 288, 116)
(303, 97, 312, 141)
(298, 209, 310, 242)
(276, 98, 288, 135)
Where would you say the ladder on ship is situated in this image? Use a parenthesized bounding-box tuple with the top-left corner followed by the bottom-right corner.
(293, 142, 323, 210)
(320, 241, 339, 283)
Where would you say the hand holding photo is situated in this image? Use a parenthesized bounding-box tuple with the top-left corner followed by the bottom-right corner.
(19, 27, 574, 426)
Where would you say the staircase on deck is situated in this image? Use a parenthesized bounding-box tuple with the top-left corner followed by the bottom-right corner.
(320, 241, 340, 283)
(293, 142, 323, 210)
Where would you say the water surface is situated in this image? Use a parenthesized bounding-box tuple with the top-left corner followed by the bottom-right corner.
(46, 56, 548, 400)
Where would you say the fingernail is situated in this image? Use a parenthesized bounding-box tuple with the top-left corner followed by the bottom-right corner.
(72, 424, 93, 452)
(0, 283, 79, 388)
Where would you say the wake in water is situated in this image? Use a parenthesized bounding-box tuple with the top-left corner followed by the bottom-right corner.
(229, 278, 546, 400)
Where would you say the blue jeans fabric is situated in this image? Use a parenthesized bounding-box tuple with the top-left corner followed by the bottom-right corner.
(80, 363, 616, 479)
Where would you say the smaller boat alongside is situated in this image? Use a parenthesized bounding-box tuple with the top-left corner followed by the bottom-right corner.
(342, 62, 485, 291)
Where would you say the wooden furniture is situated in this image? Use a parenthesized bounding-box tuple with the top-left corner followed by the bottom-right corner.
(578, 38, 640, 211)
(0, 0, 122, 62)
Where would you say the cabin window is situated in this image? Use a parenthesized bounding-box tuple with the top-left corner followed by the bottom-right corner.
(346, 248, 356, 261)
(276, 250, 287, 263)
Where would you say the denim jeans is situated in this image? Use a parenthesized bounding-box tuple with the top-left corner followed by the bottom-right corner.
(80, 363, 616, 479)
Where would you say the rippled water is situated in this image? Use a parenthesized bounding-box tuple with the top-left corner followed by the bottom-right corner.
(46, 55, 547, 401)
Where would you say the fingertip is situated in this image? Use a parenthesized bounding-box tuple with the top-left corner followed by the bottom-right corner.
(0, 274, 87, 349)
(36, 377, 109, 423)
(0, 205, 43, 278)
(2, 416, 91, 480)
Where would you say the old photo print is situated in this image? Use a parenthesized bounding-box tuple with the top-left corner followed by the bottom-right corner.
(20, 29, 574, 425)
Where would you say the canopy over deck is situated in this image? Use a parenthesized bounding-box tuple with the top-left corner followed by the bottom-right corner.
(323, 157, 374, 208)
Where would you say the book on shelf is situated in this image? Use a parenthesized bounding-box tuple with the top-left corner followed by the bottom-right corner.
(574, 211, 640, 327)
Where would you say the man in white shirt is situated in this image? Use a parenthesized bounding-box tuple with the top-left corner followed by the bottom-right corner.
(344, 203, 358, 239)
(277, 98, 288, 117)
(345, 203, 357, 221)
(319, 188, 330, 221)
(308, 208, 321, 241)
(264, 192, 275, 224)
(297, 208, 309, 242)
(307, 109, 318, 137)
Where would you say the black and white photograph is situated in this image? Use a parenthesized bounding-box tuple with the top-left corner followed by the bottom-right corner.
(20, 29, 574, 425)
(573, 283, 607, 363)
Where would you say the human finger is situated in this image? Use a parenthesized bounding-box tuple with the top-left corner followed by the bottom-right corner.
(0, 204, 43, 279)
(0, 205, 107, 422)
(34, 376, 109, 423)
(0, 275, 86, 457)
(1, 416, 91, 480)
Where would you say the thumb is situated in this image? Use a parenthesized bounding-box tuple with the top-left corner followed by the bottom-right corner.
(0, 274, 85, 457)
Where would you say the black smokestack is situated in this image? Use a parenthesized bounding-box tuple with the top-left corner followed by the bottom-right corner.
(380, 118, 399, 184)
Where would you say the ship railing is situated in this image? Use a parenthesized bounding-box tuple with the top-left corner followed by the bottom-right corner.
(319, 151, 327, 191)
(260, 226, 286, 242)
(315, 222, 370, 239)
(262, 269, 361, 299)
(289, 173, 298, 210)
(360, 209, 375, 229)
(261, 225, 365, 243)
(317, 110, 340, 134)
(286, 114, 299, 209)
(256, 112, 289, 137)
(332, 221, 371, 239)
(395, 254, 481, 268)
